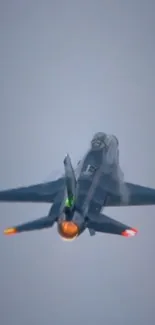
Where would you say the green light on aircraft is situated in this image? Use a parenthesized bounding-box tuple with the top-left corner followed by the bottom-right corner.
(65, 197, 75, 208)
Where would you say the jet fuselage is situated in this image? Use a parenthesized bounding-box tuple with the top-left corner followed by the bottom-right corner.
(57, 133, 119, 240)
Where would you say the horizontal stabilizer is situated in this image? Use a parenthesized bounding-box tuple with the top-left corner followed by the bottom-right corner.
(3, 216, 55, 236)
(87, 214, 138, 237)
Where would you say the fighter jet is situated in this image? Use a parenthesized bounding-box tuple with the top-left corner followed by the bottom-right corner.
(1, 132, 155, 240)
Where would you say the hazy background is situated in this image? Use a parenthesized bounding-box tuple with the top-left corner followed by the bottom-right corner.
(0, 1, 155, 324)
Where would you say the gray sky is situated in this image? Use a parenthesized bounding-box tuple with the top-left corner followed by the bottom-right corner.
(0, 0, 155, 324)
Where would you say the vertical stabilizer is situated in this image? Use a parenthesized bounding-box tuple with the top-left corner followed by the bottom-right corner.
(63, 154, 76, 208)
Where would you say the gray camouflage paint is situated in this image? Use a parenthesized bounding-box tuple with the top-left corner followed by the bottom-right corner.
(0, 1, 155, 324)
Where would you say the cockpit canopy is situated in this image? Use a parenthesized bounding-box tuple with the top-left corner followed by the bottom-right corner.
(91, 132, 119, 149)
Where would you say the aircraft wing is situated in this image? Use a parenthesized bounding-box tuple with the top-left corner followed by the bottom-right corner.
(87, 213, 138, 237)
(106, 182, 155, 207)
(3, 216, 56, 235)
(0, 178, 65, 203)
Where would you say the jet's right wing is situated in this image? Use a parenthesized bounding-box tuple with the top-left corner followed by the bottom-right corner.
(0, 178, 65, 203)
(87, 213, 138, 237)
(106, 182, 155, 207)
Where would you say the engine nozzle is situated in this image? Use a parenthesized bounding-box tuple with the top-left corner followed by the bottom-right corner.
(57, 210, 85, 241)
(57, 219, 79, 241)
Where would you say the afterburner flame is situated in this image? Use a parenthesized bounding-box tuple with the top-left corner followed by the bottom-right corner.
(58, 221, 79, 241)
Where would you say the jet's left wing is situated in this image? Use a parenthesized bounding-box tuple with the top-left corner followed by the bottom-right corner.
(0, 178, 65, 203)
(106, 182, 155, 207)
(87, 213, 138, 237)
(3, 216, 56, 235)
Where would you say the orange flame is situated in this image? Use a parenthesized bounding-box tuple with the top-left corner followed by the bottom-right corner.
(58, 221, 79, 240)
(4, 228, 17, 236)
